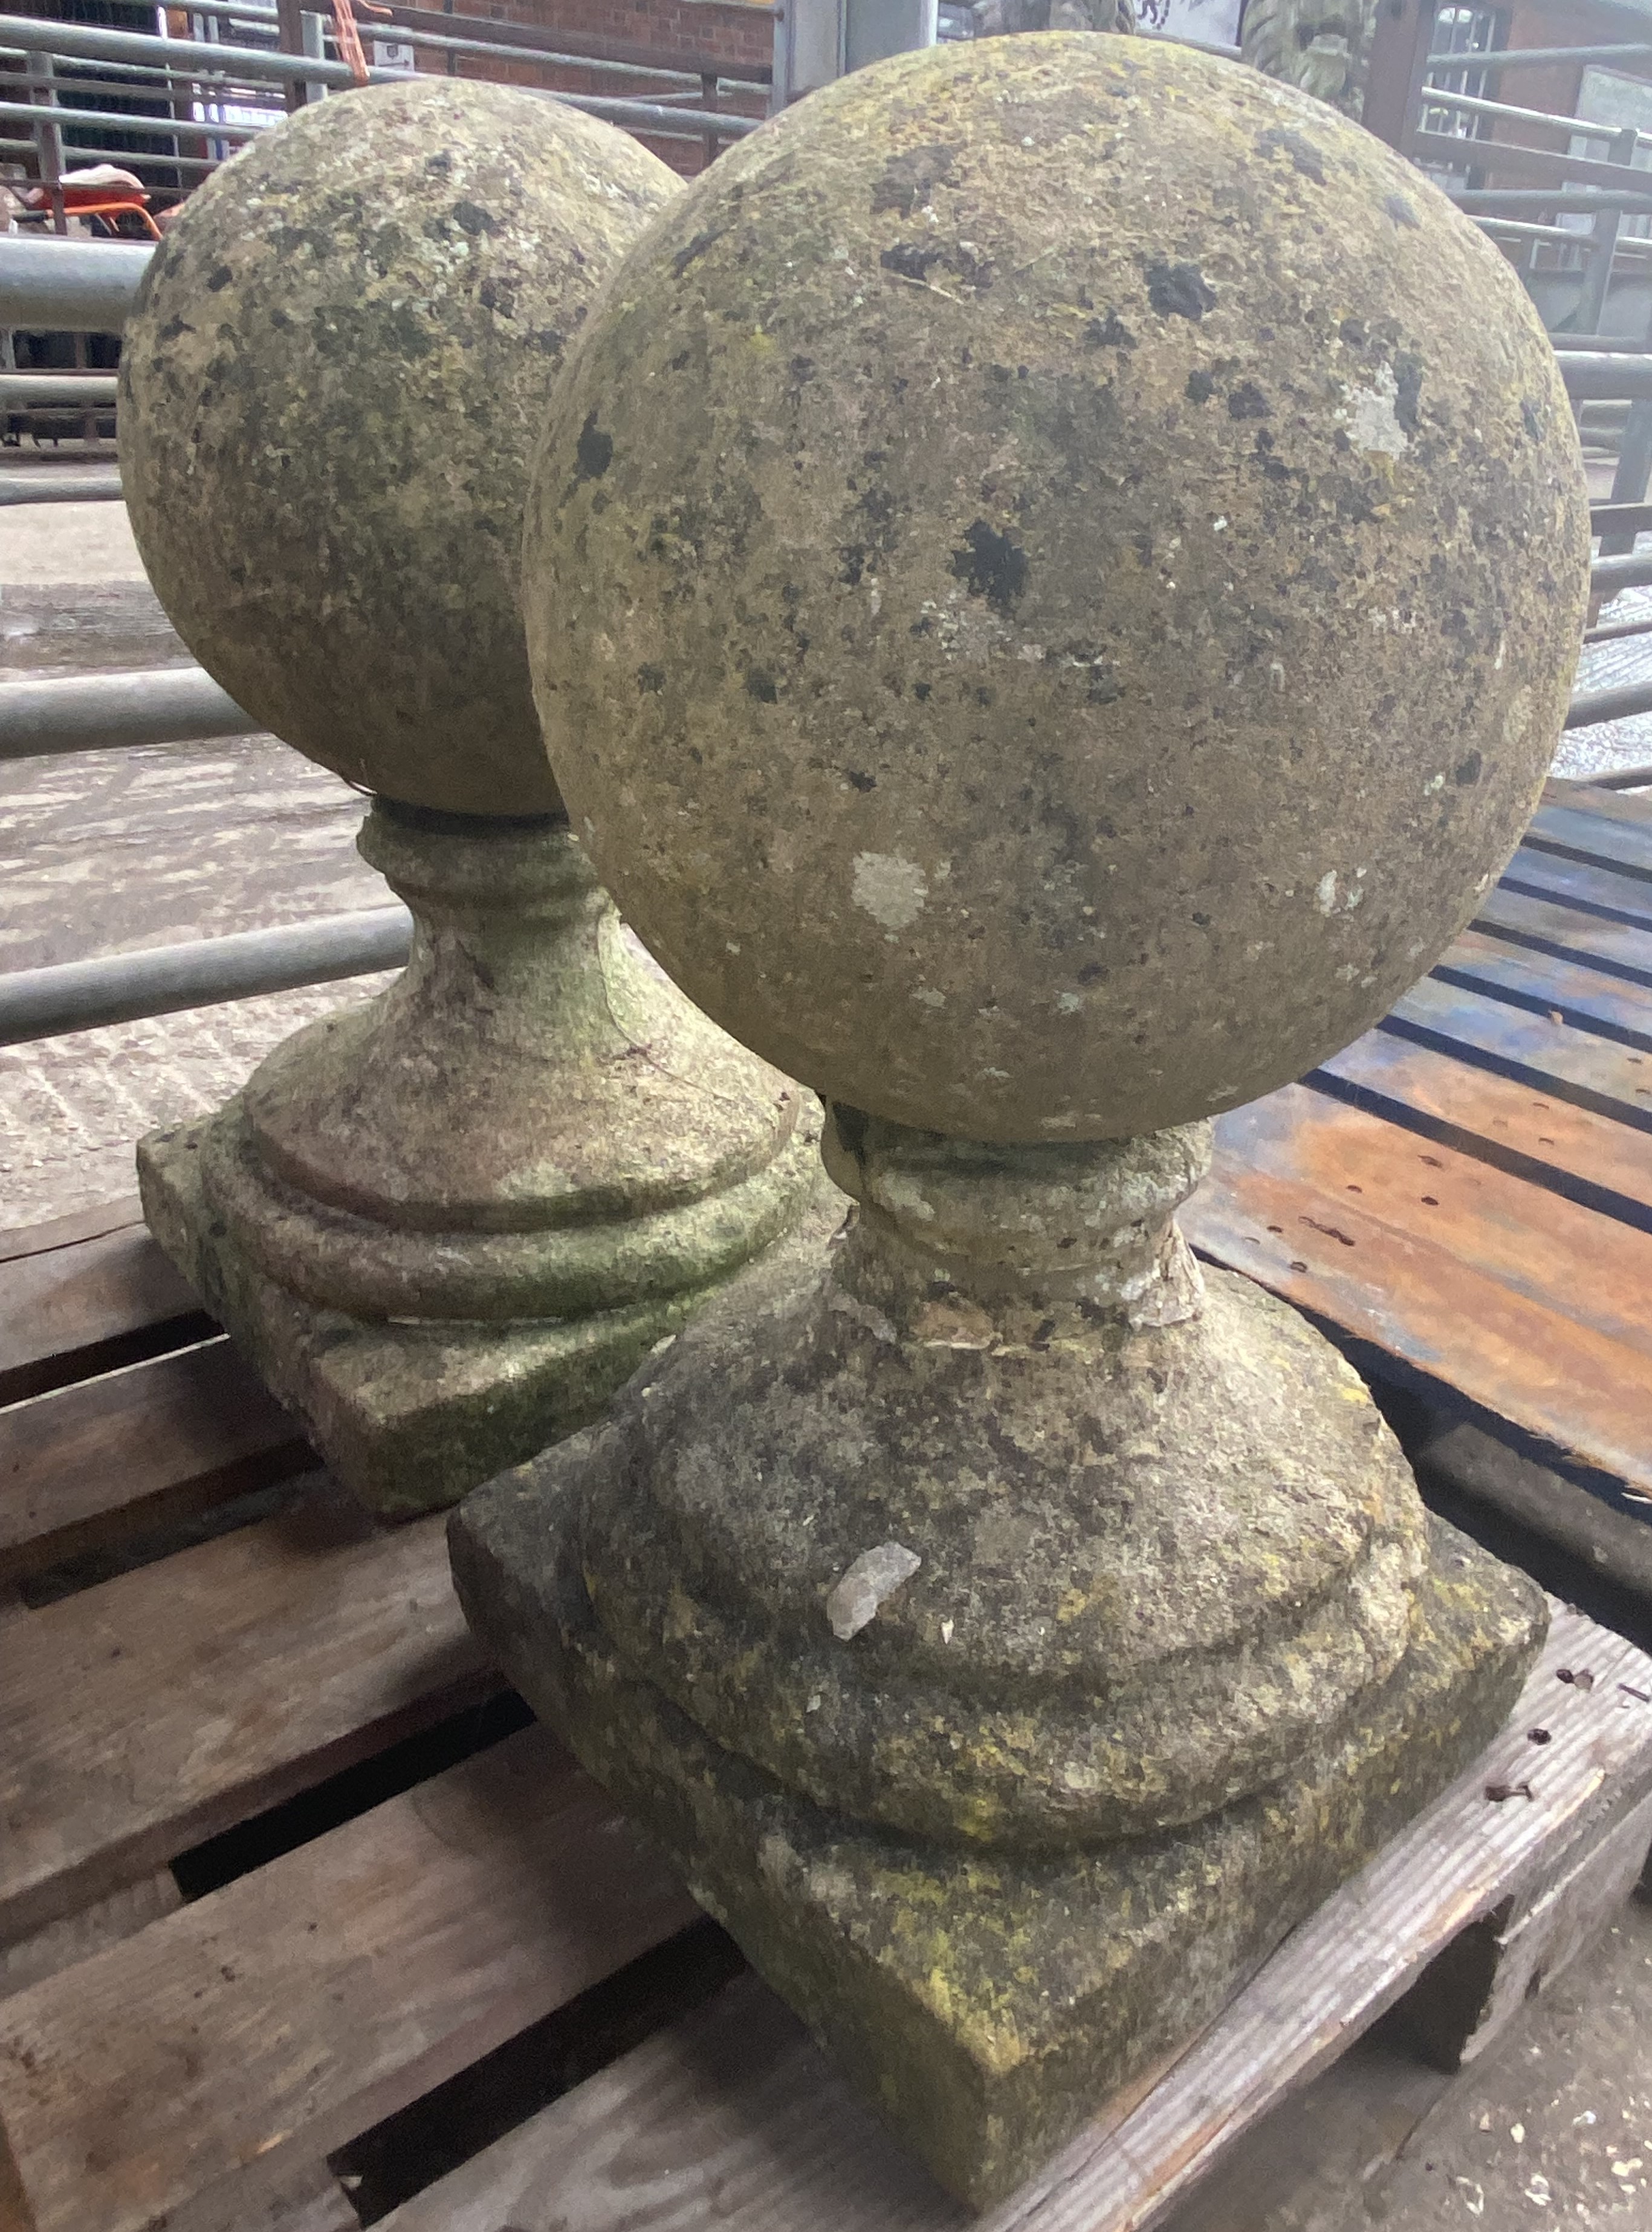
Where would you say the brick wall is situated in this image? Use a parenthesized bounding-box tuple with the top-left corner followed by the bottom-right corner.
(427, 0, 772, 172)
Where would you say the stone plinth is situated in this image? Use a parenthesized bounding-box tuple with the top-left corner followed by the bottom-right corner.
(138, 804, 816, 1515)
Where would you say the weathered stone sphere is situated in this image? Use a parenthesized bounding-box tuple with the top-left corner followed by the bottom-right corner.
(524, 36, 1589, 1142)
(121, 79, 679, 815)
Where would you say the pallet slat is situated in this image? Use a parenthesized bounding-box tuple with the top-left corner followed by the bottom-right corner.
(1317, 1028, 1652, 1215)
(1529, 800, 1652, 880)
(1192, 1085, 1652, 1492)
(1389, 975, 1652, 1128)
(375, 1614, 1652, 2232)
(1437, 930, 1652, 1049)
(0, 1496, 496, 1943)
(0, 1726, 699, 2232)
(0, 1336, 311, 1587)
(1505, 846, 1652, 928)
(1477, 887, 1652, 988)
(0, 1201, 204, 1407)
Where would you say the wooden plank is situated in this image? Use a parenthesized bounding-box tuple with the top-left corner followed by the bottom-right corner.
(1476, 887, 1652, 988)
(1527, 801, 1652, 882)
(1385, 975, 1652, 1129)
(1506, 847, 1652, 930)
(0, 1492, 497, 1943)
(1215, 1084, 1652, 1360)
(0, 1338, 311, 1588)
(1436, 928, 1652, 1049)
(1541, 782, 1652, 839)
(1190, 1084, 1652, 1493)
(1315, 1029, 1652, 1217)
(0, 1201, 205, 1407)
(377, 1612, 1652, 2232)
(0, 1726, 700, 2232)
(0, 1869, 181, 2001)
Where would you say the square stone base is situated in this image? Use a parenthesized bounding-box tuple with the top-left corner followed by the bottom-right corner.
(450, 1443, 1546, 2207)
(138, 1116, 706, 1517)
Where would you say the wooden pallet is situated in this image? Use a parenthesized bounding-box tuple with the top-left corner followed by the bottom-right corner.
(4, 1195, 1652, 2232)
(1189, 778, 1652, 1532)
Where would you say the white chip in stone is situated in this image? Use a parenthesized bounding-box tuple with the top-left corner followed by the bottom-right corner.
(826, 1542, 921, 1640)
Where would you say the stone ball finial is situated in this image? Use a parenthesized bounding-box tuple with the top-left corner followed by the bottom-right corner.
(120, 79, 680, 817)
(523, 35, 1589, 1143)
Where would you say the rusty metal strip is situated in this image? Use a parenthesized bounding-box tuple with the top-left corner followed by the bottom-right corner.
(1387, 976, 1652, 1130)
(1436, 929, 1652, 1052)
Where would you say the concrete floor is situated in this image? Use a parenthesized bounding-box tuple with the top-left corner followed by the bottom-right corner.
(3, 493, 1651, 2229)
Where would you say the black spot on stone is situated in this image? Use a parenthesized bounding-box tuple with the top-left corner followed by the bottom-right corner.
(426, 151, 452, 175)
(870, 143, 957, 218)
(881, 241, 943, 283)
(1258, 126, 1326, 184)
(950, 519, 1029, 611)
(669, 348, 692, 372)
(575, 415, 613, 481)
(1228, 381, 1271, 419)
(1078, 961, 1108, 985)
(1454, 750, 1482, 786)
(974, 685, 995, 707)
(840, 546, 866, 586)
(1087, 670, 1122, 705)
(452, 201, 502, 237)
(913, 681, 931, 700)
(1145, 260, 1217, 320)
(531, 328, 566, 357)
(1185, 368, 1216, 405)
(990, 362, 1014, 383)
(789, 354, 815, 383)
(1521, 398, 1544, 441)
(1340, 317, 1368, 348)
(745, 669, 779, 703)
(1085, 311, 1137, 351)
(1385, 193, 1421, 230)
(478, 278, 517, 319)
(672, 226, 726, 277)
(158, 315, 190, 343)
(637, 664, 666, 693)
(847, 770, 876, 792)
(206, 264, 233, 293)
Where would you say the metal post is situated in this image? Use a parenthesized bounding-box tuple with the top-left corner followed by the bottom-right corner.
(1362, 0, 1439, 155)
(1576, 125, 1637, 340)
(276, 0, 309, 109)
(25, 51, 66, 236)
(300, 10, 328, 103)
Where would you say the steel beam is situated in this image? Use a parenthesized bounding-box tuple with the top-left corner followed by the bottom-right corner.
(0, 371, 118, 406)
(0, 471, 123, 505)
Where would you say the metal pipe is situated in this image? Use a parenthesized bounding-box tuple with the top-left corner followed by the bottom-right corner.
(0, 908, 411, 1049)
(0, 236, 152, 331)
(0, 371, 118, 406)
(1420, 84, 1651, 144)
(0, 470, 123, 504)
(0, 95, 260, 143)
(0, 15, 762, 137)
(4, 138, 224, 172)
(1584, 611, 1652, 644)
(0, 667, 261, 761)
(1590, 549, 1652, 595)
(1452, 187, 1652, 215)
(1561, 355, 1652, 401)
(1564, 678, 1652, 728)
(1425, 42, 1652, 70)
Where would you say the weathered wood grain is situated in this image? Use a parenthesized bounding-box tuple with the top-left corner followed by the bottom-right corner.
(1317, 1029, 1652, 1215)
(0, 1726, 700, 2232)
(1194, 1085, 1652, 1492)
(0, 1490, 497, 1942)
(0, 1199, 204, 1406)
(376, 1611, 1652, 2232)
(0, 1336, 311, 1587)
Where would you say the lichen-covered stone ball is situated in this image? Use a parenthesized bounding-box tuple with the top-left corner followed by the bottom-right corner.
(524, 35, 1589, 1142)
(121, 80, 679, 815)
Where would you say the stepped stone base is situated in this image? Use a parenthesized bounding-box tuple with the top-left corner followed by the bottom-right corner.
(451, 1448, 1546, 2207)
(140, 1116, 746, 1517)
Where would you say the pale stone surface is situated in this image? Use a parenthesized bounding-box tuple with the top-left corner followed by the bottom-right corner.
(120, 80, 681, 816)
(523, 34, 1591, 1143)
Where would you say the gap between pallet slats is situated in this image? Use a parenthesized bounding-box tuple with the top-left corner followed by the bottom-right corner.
(0, 1200, 206, 1407)
(1313, 1033, 1652, 1223)
(0, 1336, 311, 1587)
(0, 1494, 498, 1944)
